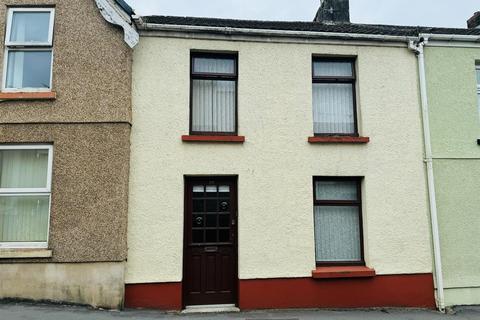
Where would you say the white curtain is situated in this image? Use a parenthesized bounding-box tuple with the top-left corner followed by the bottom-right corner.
(315, 180, 357, 201)
(314, 206, 361, 262)
(10, 12, 50, 43)
(194, 58, 235, 74)
(0, 149, 49, 188)
(313, 83, 354, 134)
(6, 51, 24, 89)
(0, 196, 49, 242)
(0, 149, 50, 243)
(6, 50, 52, 89)
(192, 80, 236, 133)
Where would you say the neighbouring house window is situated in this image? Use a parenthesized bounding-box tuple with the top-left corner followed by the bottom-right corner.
(190, 52, 238, 135)
(0, 145, 53, 248)
(313, 177, 363, 265)
(3, 8, 55, 91)
(476, 65, 480, 120)
(312, 58, 357, 136)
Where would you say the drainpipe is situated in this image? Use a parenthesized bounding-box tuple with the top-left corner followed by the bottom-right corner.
(408, 38, 445, 312)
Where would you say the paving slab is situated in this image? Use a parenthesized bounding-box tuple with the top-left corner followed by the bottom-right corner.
(0, 302, 480, 320)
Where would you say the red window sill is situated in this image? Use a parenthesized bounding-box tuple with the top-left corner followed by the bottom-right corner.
(308, 136, 370, 144)
(0, 91, 56, 101)
(182, 135, 245, 143)
(312, 266, 376, 279)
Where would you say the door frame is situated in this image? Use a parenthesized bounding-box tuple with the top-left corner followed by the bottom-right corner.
(182, 175, 239, 308)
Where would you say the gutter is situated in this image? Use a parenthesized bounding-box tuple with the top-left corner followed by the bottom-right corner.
(408, 38, 445, 313)
(136, 21, 412, 43)
(419, 33, 480, 42)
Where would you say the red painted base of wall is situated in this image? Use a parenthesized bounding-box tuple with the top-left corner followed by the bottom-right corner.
(239, 274, 435, 310)
(124, 274, 435, 310)
(125, 283, 182, 310)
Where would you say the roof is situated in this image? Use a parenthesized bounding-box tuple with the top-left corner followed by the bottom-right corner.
(142, 15, 480, 37)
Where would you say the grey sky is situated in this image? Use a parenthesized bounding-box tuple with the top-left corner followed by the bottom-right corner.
(125, 0, 478, 28)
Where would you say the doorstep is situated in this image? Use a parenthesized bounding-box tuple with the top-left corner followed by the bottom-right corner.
(182, 304, 240, 314)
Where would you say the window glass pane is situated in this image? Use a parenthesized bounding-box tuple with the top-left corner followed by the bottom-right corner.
(10, 11, 51, 44)
(0, 195, 49, 242)
(193, 57, 235, 74)
(313, 83, 355, 134)
(313, 61, 353, 77)
(476, 68, 480, 85)
(0, 149, 49, 189)
(315, 180, 357, 201)
(6, 50, 52, 89)
(192, 80, 236, 133)
(314, 206, 361, 262)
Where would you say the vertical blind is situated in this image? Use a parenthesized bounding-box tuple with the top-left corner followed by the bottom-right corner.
(314, 206, 361, 262)
(312, 60, 356, 135)
(0, 149, 50, 243)
(314, 180, 362, 263)
(192, 56, 236, 133)
(192, 80, 236, 133)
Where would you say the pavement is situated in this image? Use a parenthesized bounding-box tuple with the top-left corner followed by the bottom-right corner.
(1, 303, 480, 320)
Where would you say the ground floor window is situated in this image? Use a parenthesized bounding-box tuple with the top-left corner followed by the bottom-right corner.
(0, 145, 53, 248)
(313, 177, 364, 265)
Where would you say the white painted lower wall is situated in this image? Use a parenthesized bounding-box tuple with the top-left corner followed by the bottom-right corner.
(126, 36, 433, 284)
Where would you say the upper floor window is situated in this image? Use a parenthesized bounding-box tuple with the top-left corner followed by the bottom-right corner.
(0, 145, 53, 248)
(312, 58, 358, 136)
(313, 177, 364, 265)
(476, 65, 480, 119)
(3, 8, 55, 92)
(190, 52, 238, 135)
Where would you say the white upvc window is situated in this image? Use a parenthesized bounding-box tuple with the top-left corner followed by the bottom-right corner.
(3, 8, 55, 92)
(476, 65, 480, 121)
(0, 145, 53, 249)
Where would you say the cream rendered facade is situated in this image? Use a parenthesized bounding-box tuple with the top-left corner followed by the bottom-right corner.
(127, 34, 434, 309)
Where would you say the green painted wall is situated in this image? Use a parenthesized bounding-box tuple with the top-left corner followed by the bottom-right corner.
(425, 46, 480, 306)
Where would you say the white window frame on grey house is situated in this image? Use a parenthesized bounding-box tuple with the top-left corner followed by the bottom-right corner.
(0, 145, 53, 249)
(476, 65, 480, 122)
(2, 7, 55, 92)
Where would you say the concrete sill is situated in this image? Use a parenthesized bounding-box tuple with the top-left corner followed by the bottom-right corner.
(182, 135, 245, 143)
(0, 249, 53, 259)
(0, 91, 56, 101)
(308, 136, 370, 144)
(312, 266, 376, 279)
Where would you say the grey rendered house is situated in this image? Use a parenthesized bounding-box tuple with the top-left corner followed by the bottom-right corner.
(0, 0, 136, 309)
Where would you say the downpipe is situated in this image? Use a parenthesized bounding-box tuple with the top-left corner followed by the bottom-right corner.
(408, 38, 446, 313)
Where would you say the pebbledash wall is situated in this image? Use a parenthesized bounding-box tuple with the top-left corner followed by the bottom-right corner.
(126, 34, 435, 310)
(424, 45, 480, 306)
(0, 0, 132, 309)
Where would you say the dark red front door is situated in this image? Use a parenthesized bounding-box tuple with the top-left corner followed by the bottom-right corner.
(183, 177, 238, 306)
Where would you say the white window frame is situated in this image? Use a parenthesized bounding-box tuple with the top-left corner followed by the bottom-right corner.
(476, 65, 480, 121)
(2, 7, 55, 92)
(0, 145, 53, 249)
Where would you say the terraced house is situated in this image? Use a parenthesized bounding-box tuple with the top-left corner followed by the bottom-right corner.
(124, 0, 480, 311)
(0, 0, 136, 309)
(417, 11, 480, 308)
(1, 0, 480, 313)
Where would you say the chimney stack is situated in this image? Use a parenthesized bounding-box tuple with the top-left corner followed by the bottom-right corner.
(467, 12, 480, 29)
(314, 0, 350, 24)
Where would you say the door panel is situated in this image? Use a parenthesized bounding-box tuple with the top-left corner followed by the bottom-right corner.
(184, 178, 238, 306)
